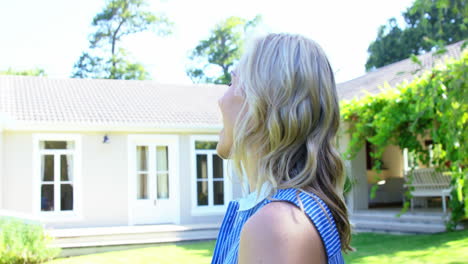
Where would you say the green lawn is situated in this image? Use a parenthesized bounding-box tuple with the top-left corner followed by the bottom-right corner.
(345, 230, 468, 264)
(48, 229, 468, 264)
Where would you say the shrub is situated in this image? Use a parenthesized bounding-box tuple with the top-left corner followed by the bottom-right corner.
(0, 217, 60, 264)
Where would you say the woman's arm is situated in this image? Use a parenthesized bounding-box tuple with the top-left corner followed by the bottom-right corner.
(238, 201, 326, 264)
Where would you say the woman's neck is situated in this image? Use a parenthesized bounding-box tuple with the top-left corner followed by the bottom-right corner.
(242, 157, 258, 193)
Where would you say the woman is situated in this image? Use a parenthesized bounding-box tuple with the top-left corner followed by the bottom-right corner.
(213, 33, 352, 264)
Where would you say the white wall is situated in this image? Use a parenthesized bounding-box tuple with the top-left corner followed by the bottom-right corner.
(3, 130, 241, 228)
(337, 124, 368, 212)
(3, 132, 34, 214)
(79, 132, 129, 228)
(382, 145, 404, 177)
(3, 131, 130, 228)
(367, 144, 405, 183)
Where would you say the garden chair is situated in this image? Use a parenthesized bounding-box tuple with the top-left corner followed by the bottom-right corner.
(404, 168, 452, 213)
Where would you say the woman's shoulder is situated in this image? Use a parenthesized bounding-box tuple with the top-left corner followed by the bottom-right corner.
(268, 188, 335, 225)
(263, 187, 342, 258)
(239, 199, 326, 264)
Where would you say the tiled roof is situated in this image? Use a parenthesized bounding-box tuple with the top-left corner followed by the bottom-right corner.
(337, 41, 465, 101)
(1, 41, 464, 130)
(0, 76, 227, 130)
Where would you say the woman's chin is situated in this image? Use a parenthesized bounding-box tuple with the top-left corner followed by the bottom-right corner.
(216, 143, 227, 159)
(216, 142, 229, 159)
(217, 129, 231, 159)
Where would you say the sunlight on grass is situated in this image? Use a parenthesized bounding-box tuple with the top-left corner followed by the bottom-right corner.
(344, 230, 468, 264)
(47, 230, 468, 264)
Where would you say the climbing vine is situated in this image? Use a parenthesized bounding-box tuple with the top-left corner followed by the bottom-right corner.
(341, 50, 467, 229)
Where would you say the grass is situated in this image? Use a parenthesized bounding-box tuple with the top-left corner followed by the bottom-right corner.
(345, 229, 468, 264)
(48, 230, 468, 264)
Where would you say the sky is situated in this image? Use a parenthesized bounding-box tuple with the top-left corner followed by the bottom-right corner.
(0, 0, 415, 84)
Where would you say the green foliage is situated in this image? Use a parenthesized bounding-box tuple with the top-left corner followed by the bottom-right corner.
(186, 15, 261, 85)
(72, 0, 172, 80)
(366, 0, 468, 71)
(0, 68, 46, 76)
(342, 50, 468, 229)
(0, 218, 60, 264)
(195, 141, 217, 150)
(343, 174, 356, 195)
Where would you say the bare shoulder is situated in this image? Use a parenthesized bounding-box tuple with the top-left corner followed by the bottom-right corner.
(238, 201, 326, 264)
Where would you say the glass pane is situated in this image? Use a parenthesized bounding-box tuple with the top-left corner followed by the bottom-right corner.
(197, 181, 208, 206)
(156, 146, 168, 171)
(136, 146, 148, 171)
(195, 141, 218, 150)
(41, 141, 74, 149)
(157, 173, 169, 199)
(41, 155, 54, 181)
(213, 155, 224, 179)
(213, 181, 224, 205)
(61, 184, 73, 211)
(137, 173, 148, 199)
(60, 155, 73, 181)
(41, 185, 54, 211)
(196, 155, 207, 179)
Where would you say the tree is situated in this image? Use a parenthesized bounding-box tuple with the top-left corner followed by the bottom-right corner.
(366, 0, 468, 71)
(186, 15, 261, 85)
(72, 0, 172, 80)
(0, 68, 46, 76)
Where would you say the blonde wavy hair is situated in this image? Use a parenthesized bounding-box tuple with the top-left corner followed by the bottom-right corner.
(229, 33, 352, 252)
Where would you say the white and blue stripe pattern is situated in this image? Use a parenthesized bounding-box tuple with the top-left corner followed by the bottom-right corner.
(211, 188, 345, 264)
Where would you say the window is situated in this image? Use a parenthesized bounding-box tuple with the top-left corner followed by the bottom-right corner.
(33, 134, 82, 221)
(135, 145, 169, 200)
(38, 140, 75, 213)
(365, 141, 375, 170)
(403, 148, 419, 172)
(128, 134, 179, 225)
(425, 140, 442, 166)
(136, 146, 149, 199)
(191, 136, 229, 213)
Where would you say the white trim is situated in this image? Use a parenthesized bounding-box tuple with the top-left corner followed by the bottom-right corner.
(32, 133, 83, 222)
(127, 134, 180, 225)
(190, 135, 232, 216)
(4, 121, 222, 133)
(0, 114, 5, 208)
(0, 129, 3, 209)
(403, 148, 409, 174)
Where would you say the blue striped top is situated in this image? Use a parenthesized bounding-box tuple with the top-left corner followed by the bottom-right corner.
(211, 187, 345, 264)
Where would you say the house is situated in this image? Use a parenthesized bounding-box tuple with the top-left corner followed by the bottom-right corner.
(337, 40, 465, 233)
(0, 41, 464, 237)
(0, 76, 243, 230)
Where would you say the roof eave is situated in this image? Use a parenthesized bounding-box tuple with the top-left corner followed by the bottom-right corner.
(2, 120, 223, 134)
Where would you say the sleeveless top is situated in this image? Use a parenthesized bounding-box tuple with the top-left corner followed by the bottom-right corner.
(211, 187, 345, 264)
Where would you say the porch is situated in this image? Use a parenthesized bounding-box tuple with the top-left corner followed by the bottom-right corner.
(343, 139, 461, 234)
(47, 223, 220, 257)
(350, 207, 449, 234)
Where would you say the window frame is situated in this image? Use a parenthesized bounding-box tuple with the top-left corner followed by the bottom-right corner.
(32, 134, 83, 222)
(190, 135, 231, 215)
(135, 144, 171, 200)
